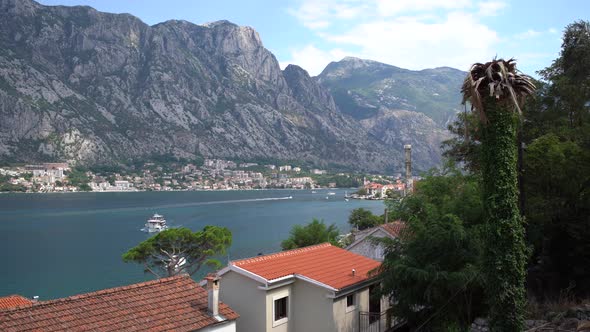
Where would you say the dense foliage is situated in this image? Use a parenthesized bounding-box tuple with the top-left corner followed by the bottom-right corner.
(66, 168, 91, 191)
(348, 208, 382, 230)
(443, 21, 590, 299)
(477, 96, 529, 332)
(312, 174, 362, 188)
(379, 165, 485, 331)
(122, 226, 232, 277)
(281, 219, 340, 250)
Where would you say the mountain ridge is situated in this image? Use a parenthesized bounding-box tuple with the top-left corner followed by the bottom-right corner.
(0, 0, 463, 172)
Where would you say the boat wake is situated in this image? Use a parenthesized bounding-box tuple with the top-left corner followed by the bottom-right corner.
(27, 196, 295, 217)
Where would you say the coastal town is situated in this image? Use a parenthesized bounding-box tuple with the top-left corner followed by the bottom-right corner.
(0, 159, 413, 196)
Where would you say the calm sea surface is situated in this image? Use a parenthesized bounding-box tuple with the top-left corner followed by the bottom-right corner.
(0, 189, 383, 300)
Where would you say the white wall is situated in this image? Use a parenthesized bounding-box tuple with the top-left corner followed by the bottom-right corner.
(332, 287, 371, 332)
(291, 280, 334, 332)
(265, 285, 292, 332)
(218, 271, 267, 332)
(347, 229, 390, 261)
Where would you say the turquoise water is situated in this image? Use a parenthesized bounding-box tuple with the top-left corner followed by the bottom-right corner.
(0, 189, 383, 300)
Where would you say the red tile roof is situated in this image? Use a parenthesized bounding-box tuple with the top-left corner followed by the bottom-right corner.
(381, 221, 406, 238)
(0, 275, 238, 332)
(232, 243, 381, 290)
(0, 295, 32, 310)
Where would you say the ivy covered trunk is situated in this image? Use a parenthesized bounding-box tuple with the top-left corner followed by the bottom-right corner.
(480, 97, 527, 332)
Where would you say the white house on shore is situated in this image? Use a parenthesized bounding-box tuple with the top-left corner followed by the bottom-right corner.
(213, 243, 393, 332)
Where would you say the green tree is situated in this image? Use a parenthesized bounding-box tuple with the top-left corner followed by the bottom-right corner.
(348, 208, 381, 230)
(525, 134, 590, 295)
(378, 164, 485, 331)
(67, 168, 91, 190)
(122, 226, 232, 277)
(281, 219, 339, 250)
(461, 58, 535, 331)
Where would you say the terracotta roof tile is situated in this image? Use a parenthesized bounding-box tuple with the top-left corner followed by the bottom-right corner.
(0, 295, 32, 310)
(232, 243, 380, 290)
(380, 221, 406, 238)
(0, 275, 238, 332)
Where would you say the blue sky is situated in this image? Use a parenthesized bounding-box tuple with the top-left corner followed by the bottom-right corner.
(37, 0, 589, 77)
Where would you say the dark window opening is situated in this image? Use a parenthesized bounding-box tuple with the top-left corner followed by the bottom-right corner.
(347, 294, 355, 307)
(274, 296, 288, 321)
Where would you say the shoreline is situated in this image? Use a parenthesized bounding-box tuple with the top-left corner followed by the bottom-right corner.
(0, 187, 352, 195)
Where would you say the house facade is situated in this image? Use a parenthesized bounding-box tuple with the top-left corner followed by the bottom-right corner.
(347, 221, 406, 261)
(215, 243, 392, 332)
(0, 275, 238, 332)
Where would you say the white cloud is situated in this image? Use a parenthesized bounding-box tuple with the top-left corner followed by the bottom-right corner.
(287, 0, 368, 30)
(280, 45, 348, 76)
(376, 0, 471, 16)
(548, 27, 558, 34)
(477, 1, 507, 16)
(515, 29, 541, 40)
(284, 0, 502, 75)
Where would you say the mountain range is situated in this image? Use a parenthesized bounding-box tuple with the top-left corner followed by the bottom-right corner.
(0, 0, 466, 172)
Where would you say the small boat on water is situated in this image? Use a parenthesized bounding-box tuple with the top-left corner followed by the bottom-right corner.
(311, 191, 317, 194)
(327, 192, 336, 195)
(144, 213, 168, 233)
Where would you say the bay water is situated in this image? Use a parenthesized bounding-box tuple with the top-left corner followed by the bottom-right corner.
(0, 189, 383, 300)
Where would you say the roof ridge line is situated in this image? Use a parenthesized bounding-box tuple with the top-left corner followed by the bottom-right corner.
(2, 274, 190, 312)
(232, 243, 332, 265)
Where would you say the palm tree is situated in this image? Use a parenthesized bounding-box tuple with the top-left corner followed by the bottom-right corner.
(461, 58, 535, 332)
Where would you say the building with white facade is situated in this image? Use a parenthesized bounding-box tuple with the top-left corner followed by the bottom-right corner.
(215, 243, 393, 332)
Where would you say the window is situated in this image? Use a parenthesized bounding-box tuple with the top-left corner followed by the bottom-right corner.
(274, 296, 288, 323)
(346, 293, 356, 313)
(347, 294, 355, 307)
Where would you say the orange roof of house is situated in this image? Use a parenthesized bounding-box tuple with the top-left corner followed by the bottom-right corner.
(0, 275, 238, 332)
(0, 295, 32, 310)
(365, 183, 383, 189)
(232, 243, 381, 290)
(381, 221, 406, 237)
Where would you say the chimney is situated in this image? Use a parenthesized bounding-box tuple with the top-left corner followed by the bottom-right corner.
(352, 268, 356, 276)
(206, 275, 220, 317)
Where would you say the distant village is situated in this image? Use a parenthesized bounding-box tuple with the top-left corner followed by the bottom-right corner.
(0, 158, 415, 196)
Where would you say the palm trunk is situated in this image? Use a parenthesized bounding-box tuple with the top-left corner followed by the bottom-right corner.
(480, 97, 527, 332)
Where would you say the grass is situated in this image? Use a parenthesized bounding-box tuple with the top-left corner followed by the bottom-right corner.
(525, 286, 585, 320)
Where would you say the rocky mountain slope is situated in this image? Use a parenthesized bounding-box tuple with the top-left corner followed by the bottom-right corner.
(317, 57, 466, 169)
(0, 0, 463, 172)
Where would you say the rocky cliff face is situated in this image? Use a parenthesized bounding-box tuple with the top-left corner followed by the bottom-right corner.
(0, 0, 460, 172)
(317, 57, 466, 168)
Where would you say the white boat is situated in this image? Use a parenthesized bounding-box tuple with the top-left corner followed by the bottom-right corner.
(327, 192, 336, 195)
(144, 213, 168, 233)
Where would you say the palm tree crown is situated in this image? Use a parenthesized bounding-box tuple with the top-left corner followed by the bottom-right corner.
(461, 58, 536, 122)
